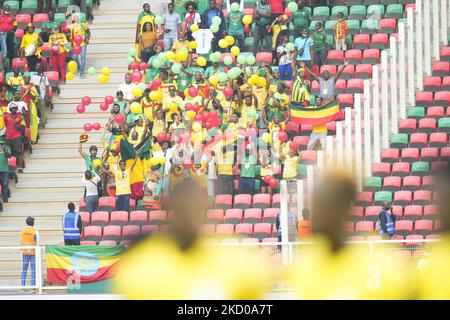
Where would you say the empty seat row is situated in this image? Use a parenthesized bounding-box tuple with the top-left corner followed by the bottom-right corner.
(311, 78, 366, 94)
(355, 190, 433, 207)
(399, 118, 450, 134)
(207, 208, 280, 225)
(79, 210, 168, 227)
(348, 205, 439, 221)
(79, 197, 137, 212)
(363, 175, 435, 192)
(407, 106, 450, 120)
(415, 91, 450, 107)
(327, 49, 381, 65)
(200, 223, 277, 240)
(309, 4, 412, 21)
(372, 161, 448, 177)
(390, 132, 450, 149)
(82, 224, 167, 243)
(347, 219, 441, 236)
(423, 76, 450, 92)
(381, 147, 450, 164)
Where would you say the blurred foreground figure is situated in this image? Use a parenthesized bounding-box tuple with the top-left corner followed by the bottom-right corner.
(113, 180, 269, 299)
(417, 164, 450, 299)
(287, 173, 413, 299)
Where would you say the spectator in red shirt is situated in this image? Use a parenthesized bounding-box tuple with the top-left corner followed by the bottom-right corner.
(268, 0, 284, 18)
(4, 103, 25, 172)
(0, 5, 16, 59)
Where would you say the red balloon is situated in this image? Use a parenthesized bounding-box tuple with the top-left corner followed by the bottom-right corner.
(129, 61, 139, 70)
(81, 96, 91, 106)
(223, 86, 233, 97)
(157, 133, 166, 143)
(61, 23, 69, 33)
(92, 122, 101, 131)
(201, 110, 209, 121)
(194, 114, 203, 123)
(209, 109, 218, 118)
(152, 78, 162, 88)
(278, 131, 288, 142)
(83, 123, 93, 132)
(164, 133, 171, 141)
(192, 103, 200, 113)
(185, 103, 193, 111)
(74, 35, 83, 45)
(99, 102, 109, 111)
(205, 121, 213, 130)
(289, 141, 299, 151)
(76, 104, 85, 113)
(269, 178, 279, 188)
(51, 45, 59, 54)
(114, 114, 125, 125)
(188, 86, 198, 98)
(131, 71, 143, 83)
(72, 45, 82, 55)
(105, 95, 114, 105)
(139, 62, 148, 71)
(248, 127, 258, 136)
(263, 175, 273, 184)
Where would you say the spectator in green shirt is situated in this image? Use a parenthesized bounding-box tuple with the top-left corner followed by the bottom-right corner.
(252, 0, 272, 55)
(0, 136, 11, 203)
(78, 143, 100, 177)
(114, 91, 130, 114)
(204, 61, 225, 78)
(291, 1, 310, 37)
(225, 7, 244, 49)
(176, 62, 192, 94)
(196, 0, 210, 15)
(174, 0, 189, 19)
(238, 145, 257, 195)
(312, 21, 328, 68)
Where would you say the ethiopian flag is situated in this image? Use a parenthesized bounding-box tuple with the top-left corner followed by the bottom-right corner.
(46, 245, 124, 284)
(290, 99, 343, 125)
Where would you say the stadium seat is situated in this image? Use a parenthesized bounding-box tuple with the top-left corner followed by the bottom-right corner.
(15, 14, 32, 29)
(224, 209, 243, 225)
(381, 148, 400, 163)
(340, 64, 355, 79)
(390, 133, 408, 148)
(418, 118, 437, 134)
(402, 176, 421, 191)
(362, 48, 380, 64)
(441, 47, 450, 62)
(243, 208, 262, 224)
(83, 226, 102, 242)
(432, 61, 449, 77)
(346, 79, 364, 93)
(129, 211, 148, 226)
(363, 176, 382, 192)
(253, 223, 273, 240)
(392, 162, 410, 177)
(393, 191, 412, 206)
(409, 133, 428, 148)
(141, 225, 159, 235)
(320, 64, 337, 75)
(214, 194, 233, 209)
(353, 34, 370, 50)
(382, 176, 401, 192)
(235, 223, 253, 237)
(401, 148, 419, 163)
(361, 19, 379, 34)
(346, 19, 360, 35)
(374, 191, 393, 205)
(110, 211, 129, 226)
(442, 77, 450, 91)
(293, 136, 310, 150)
(343, 221, 354, 235)
(414, 220, 433, 236)
(438, 117, 450, 133)
(427, 106, 445, 118)
(99, 240, 117, 246)
(422, 175, 435, 190)
(206, 209, 224, 225)
(345, 49, 362, 64)
(386, 4, 404, 19)
(423, 205, 438, 220)
(334, 79, 347, 94)
(405, 235, 424, 248)
(263, 208, 280, 223)
(398, 119, 417, 134)
(216, 223, 235, 235)
(373, 162, 391, 178)
(407, 107, 425, 120)
(252, 194, 271, 209)
(255, 52, 272, 64)
(424, 77, 442, 92)
(299, 150, 317, 164)
(395, 220, 414, 237)
(355, 221, 374, 235)
(149, 210, 168, 225)
(79, 211, 90, 227)
(120, 240, 133, 245)
(327, 50, 344, 65)
(80, 241, 96, 246)
(312, 6, 330, 21)
(102, 225, 121, 242)
(365, 206, 382, 222)
(429, 132, 447, 147)
(354, 64, 372, 79)
(98, 196, 115, 212)
(121, 225, 140, 241)
(32, 13, 49, 28)
(434, 91, 450, 106)
(234, 194, 252, 210)
(355, 191, 373, 207)
(441, 147, 450, 161)
(410, 161, 430, 177)
(285, 121, 300, 134)
(379, 19, 396, 34)
(337, 94, 354, 108)
(349, 5, 367, 20)
(347, 206, 364, 222)
(272, 194, 282, 208)
(403, 205, 423, 221)
(413, 190, 432, 205)
(90, 211, 109, 227)
(367, 4, 385, 18)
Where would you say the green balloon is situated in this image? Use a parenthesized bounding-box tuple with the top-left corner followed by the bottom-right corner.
(126, 56, 134, 64)
(212, 16, 222, 25)
(210, 24, 219, 33)
(129, 47, 136, 57)
(217, 72, 228, 83)
(227, 67, 241, 79)
(209, 51, 221, 63)
(246, 55, 256, 65)
(157, 52, 166, 62)
(287, 2, 299, 13)
(154, 15, 164, 26)
(152, 58, 162, 68)
(171, 63, 182, 74)
(237, 54, 247, 65)
(230, 2, 240, 12)
(87, 67, 96, 75)
(148, 55, 156, 66)
(309, 95, 316, 106)
(247, 109, 257, 118)
(286, 42, 295, 52)
(223, 56, 233, 66)
(179, 101, 186, 111)
(138, 82, 147, 91)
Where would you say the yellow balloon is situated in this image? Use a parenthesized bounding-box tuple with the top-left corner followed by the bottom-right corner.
(257, 76, 267, 88)
(158, 156, 166, 165)
(176, 50, 188, 62)
(248, 74, 259, 85)
(225, 35, 235, 46)
(190, 23, 199, 33)
(197, 56, 207, 67)
(101, 67, 110, 76)
(230, 46, 240, 56)
(262, 132, 271, 144)
(97, 74, 109, 83)
(132, 86, 143, 98)
(192, 121, 202, 132)
(242, 15, 253, 25)
(149, 90, 162, 101)
(218, 39, 228, 49)
(189, 41, 197, 49)
(209, 75, 219, 86)
(150, 157, 159, 166)
(67, 60, 77, 73)
(93, 159, 102, 167)
(65, 72, 74, 81)
(130, 102, 142, 114)
(184, 88, 190, 98)
(186, 110, 196, 119)
(165, 50, 176, 60)
(169, 102, 178, 112)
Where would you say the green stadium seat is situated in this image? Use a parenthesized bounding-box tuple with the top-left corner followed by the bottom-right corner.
(374, 191, 393, 205)
(367, 4, 385, 18)
(386, 4, 404, 19)
(363, 177, 382, 192)
(312, 6, 330, 21)
(331, 6, 348, 19)
(57, 0, 71, 13)
(361, 19, 379, 34)
(348, 5, 367, 20)
(346, 20, 361, 35)
(407, 107, 425, 120)
(20, 0, 38, 14)
(411, 162, 430, 177)
(390, 133, 409, 148)
(364, 0, 382, 5)
(54, 13, 66, 25)
(3, 1, 20, 14)
(347, 0, 364, 6)
(324, 20, 337, 35)
(438, 118, 450, 133)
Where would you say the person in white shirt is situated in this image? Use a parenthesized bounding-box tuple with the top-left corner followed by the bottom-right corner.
(207, 150, 217, 202)
(183, 1, 202, 41)
(30, 63, 50, 128)
(163, 3, 182, 51)
(82, 170, 101, 213)
(117, 73, 136, 102)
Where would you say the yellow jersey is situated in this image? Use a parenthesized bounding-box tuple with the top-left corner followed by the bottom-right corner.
(48, 33, 68, 54)
(114, 168, 131, 196)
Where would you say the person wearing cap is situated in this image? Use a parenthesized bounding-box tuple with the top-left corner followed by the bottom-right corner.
(78, 142, 100, 176)
(4, 100, 25, 173)
(0, 5, 16, 60)
(19, 23, 43, 72)
(48, 25, 68, 83)
(0, 135, 11, 204)
(20, 216, 39, 286)
(63, 203, 82, 245)
(69, 15, 90, 78)
(6, 70, 24, 98)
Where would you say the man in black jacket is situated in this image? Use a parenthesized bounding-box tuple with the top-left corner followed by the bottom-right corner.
(201, 0, 225, 52)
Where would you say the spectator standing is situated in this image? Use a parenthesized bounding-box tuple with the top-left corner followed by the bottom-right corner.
(48, 25, 68, 84)
(197, 0, 210, 15)
(276, 34, 293, 81)
(69, 16, 90, 78)
(293, 27, 314, 69)
(174, 0, 189, 18)
(291, 1, 310, 37)
(268, 0, 284, 19)
(63, 202, 82, 245)
(312, 21, 327, 68)
(111, 157, 139, 212)
(206, 150, 217, 203)
(136, 3, 156, 45)
(0, 135, 11, 204)
(163, 3, 182, 52)
(297, 209, 312, 238)
(306, 95, 328, 150)
(82, 170, 101, 213)
(20, 217, 39, 287)
(217, 146, 235, 195)
(4, 103, 25, 173)
(78, 143, 100, 176)
(118, 73, 136, 102)
(302, 61, 347, 100)
(31, 63, 50, 129)
(201, 0, 225, 53)
(252, 0, 272, 55)
(0, 5, 16, 60)
(238, 145, 257, 195)
(225, 3, 244, 50)
(334, 12, 348, 51)
(183, 2, 202, 41)
(20, 24, 42, 72)
(138, 22, 158, 63)
(378, 201, 396, 238)
(38, 0, 52, 13)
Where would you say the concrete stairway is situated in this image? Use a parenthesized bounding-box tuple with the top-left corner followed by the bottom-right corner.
(0, 0, 158, 246)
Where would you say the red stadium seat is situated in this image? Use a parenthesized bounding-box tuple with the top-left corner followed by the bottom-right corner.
(355, 221, 374, 234)
(102, 225, 121, 242)
(402, 176, 421, 191)
(141, 225, 159, 235)
(216, 223, 235, 235)
(99, 240, 117, 245)
(334, 79, 347, 94)
(409, 133, 428, 148)
(395, 220, 413, 237)
(272, 194, 282, 208)
(354, 64, 372, 79)
(413, 190, 432, 205)
(255, 52, 272, 64)
(224, 209, 243, 225)
(347, 206, 364, 222)
(337, 94, 354, 108)
(300, 124, 313, 136)
(243, 208, 262, 224)
(320, 64, 337, 75)
(426, 106, 445, 118)
(340, 64, 355, 80)
(129, 210, 148, 226)
(15, 14, 32, 29)
(415, 91, 433, 107)
(393, 191, 412, 206)
(400, 148, 419, 163)
(371, 33, 389, 49)
(422, 175, 434, 190)
(83, 226, 102, 242)
(346, 79, 364, 93)
(32, 13, 49, 28)
(80, 241, 96, 246)
(379, 19, 396, 34)
(355, 192, 373, 207)
(44, 70, 59, 87)
(423, 205, 438, 220)
(121, 225, 140, 241)
(429, 132, 447, 147)
(392, 162, 410, 177)
(441, 147, 450, 161)
(431, 161, 449, 173)
(353, 34, 370, 50)
(443, 77, 450, 91)
(110, 211, 129, 226)
(343, 221, 354, 234)
(441, 47, 450, 62)
(423, 76, 442, 92)
(285, 121, 299, 133)
(90, 211, 109, 227)
(293, 136, 310, 150)
(79, 211, 90, 227)
(299, 150, 317, 165)
(398, 119, 417, 134)
(432, 61, 449, 77)
(149, 210, 168, 225)
(263, 208, 280, 223)
(381, 148, 400, 163)
(393, 205, 404, 217)
(365, 206, 382, 222)
(405, 235, 424, 248)
(253, 223, 273, 240)
(434, 91, 450, 106)
(403, 205, 423, 221)
(420, 148, 439, 162)
(253, 194, 271, 209)
(234, 194, 252, 210)
(235, 223, 253, 237)
(214, 194, 233, 209)
(344, 49, 362, 64)
(418, 118, 436, 134)
(206, 209, 224, 225)
(311, 80, 320, 95)
(327, 50, 344, 65)
(11, 58, 27, 72)
(382, 176, 401, 192)
(79, 197, 87, 210)
(362, 49, 380, 64)
(414, 220, 433, 236)
(98, 197, 115, 212)
(119, 240, 133, 245)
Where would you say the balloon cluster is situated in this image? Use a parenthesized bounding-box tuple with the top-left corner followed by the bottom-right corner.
(209, 15, 222, 33)
(76, 96, 91, 114)
(263, 175, 279, 188)
(150, 156, 166, 166)
(157, 132, 171, 143)
(72, 35, 83, 56)
(99, 95, 115, 111)
(187, 107, 221, 130)
(66, 60, 78, 81)
(98, 67, 110, 83)
(83, 122, 101, 132)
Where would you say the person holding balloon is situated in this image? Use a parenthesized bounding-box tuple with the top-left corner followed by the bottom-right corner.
(280, 141, 301, 182)
(69, 15, 90, 78)
(276, 35, 294, 81)
(183, 1, 202, 42)
(30, 63, 50, 129)
(19, 23, 43, 72)
(162, 86, 183, 127)
(201, 0, 226, 52)
(48, 25, 68, 83)
(225, 2, 245, 50)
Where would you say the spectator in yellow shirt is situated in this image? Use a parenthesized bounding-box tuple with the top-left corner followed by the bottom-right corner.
(171, 32, 191, 54)
(19, 23, 42, 72)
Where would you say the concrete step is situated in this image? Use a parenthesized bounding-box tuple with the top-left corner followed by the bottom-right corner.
(90, 28, 135, 39)
(61, 72, 126, 85)
(94, 14, 140, 24)
(84, 42, 131, 54)
(38, 132, 103, 144)
(15, 177, 83, 189)
(8, 191, 83, 202)
(0, 202, 78, 216)
(45, 118, 109, 129)
(58, 86, 119, 99)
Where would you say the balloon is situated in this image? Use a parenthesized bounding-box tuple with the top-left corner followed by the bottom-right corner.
(205, 121, 213, 130)
(186, 110, 196, 119)
(158, 156, 166, 165)
(269, 178, 278, 188)
(97, 74, 109, 83)
(218, 39, 228, 49)
(284, 43, 294, 53)
(51, 45, 59, 54)
(192, 122, 202, 132)
(132, 86, 142, 98)
(223, 56, 233, 66)
(149, 90, 162, 101)
(87, 67, 96, 75)
(209, 75, 219, 86)
(114, 114, 125, 125)
(212, 16, 222, 25)
(164, 133, 171, 141)
(150, 157, 159, 166)
(223, 86, 233, 97)
(154, 15, 164, 25)
(231, 2, 240, 12)
(257, 76, 267, 87)
(152, 58, 162, 68)
(197, 56, 207, 67)
(209, 51, 221, 63)
(188, 87, 198, 97)
(210, 23, 219, 33)
(67, 60, 77, 73)
(126, 56, 134, 65)
(130, 102, 142, 114)
(227, 67, 241, 80)
(263, 175, 273, 184)
(289, 141, 299, 151)
(247, 109, 257, 119)
(101, 67, 110, 76)
(83, 123, 93, 132)
(262, 132, 271, 144)
(190, 23, 199, 33)
(230, 46, 240, 56)
(165, 50, 176, 60)
(169, 102, 178, 112)
(225, 35, 235, 46)
(81, 96, 91, 106)
(209, 109, 218, 118)
(139, 62, 148, 71)
(92, 122, 101, 131)
(248, 74, 259, 85)
(217, 72, 228, 83)
(185, 103, 193, 111)
(171, 63, 182, 74)
(192, 103, 200, 113)
(65, 72, 75, 81)
(72, 45, 82, 55)
(189, 41, 197, 50)
(243, 15, 252, 25)
(176, 49, 188, 61)
(129, 61, 139, 70)
(129, 47, 136, 57)
(138, 82, 147, 92)
(157, 133, 166, 143)
(93, 159, 102, 167)
(237, 54, 247, 65)
(278, 131, 288, 142)
(248, 127, 258, 137)
(99, 102, 109, 111)
(246, 55, 256, 65)
(73, 35, 83, 45)
(287, 2, 299, 13)
(76, 104, 85, 113)
(131, 71, 143, 83)
(152, 78, 162, 88)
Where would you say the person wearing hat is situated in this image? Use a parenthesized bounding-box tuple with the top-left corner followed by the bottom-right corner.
(19, 23, 43, 72)
(48, 25, 68, 83)
(78, 141, 100, 176)
(69, 15, 90, 78)
(20, 216, 39, 286)
(4, 100, 25, 173)
(63, 202, 82, 245)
